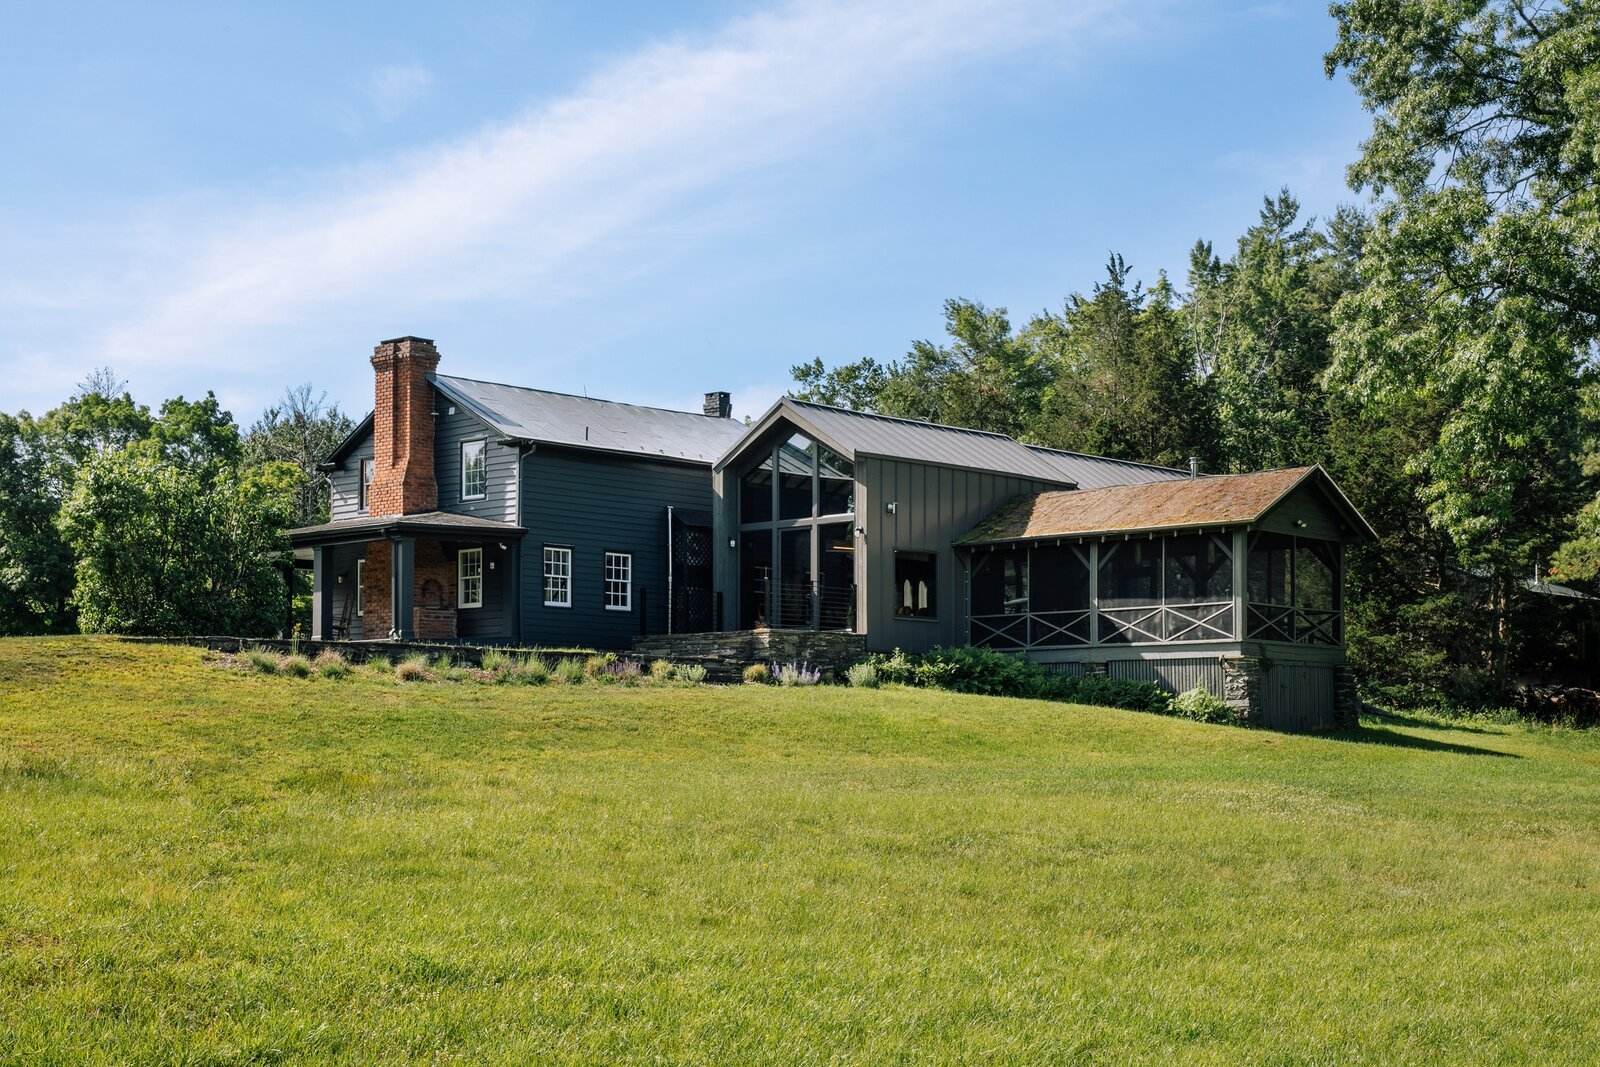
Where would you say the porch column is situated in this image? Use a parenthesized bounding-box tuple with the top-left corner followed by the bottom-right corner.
(507, 539, 523, 645)
(390, 536, 415, 640)
(311, 546, 333, 640)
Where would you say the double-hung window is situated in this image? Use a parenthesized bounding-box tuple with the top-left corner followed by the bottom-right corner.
(458, 548, 483, 609)
(359, 458, 375, 512)
(461, 440, 487, 500)
(604, 552, 632, 611)
(544, 546, 572, 607)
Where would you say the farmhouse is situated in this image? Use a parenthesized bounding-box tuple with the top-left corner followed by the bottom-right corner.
(291, 336, 1375, 728)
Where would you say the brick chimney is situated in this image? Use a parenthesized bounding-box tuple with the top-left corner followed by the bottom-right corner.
(368, 336, 440, 516)
(703, 391, 731, 419)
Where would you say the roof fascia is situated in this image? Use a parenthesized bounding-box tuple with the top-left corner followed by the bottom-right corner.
(712, 399, 852, 473)
(321, 412, 374, 469)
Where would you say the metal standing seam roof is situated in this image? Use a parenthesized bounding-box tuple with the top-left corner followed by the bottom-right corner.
(1025, 445, 1190, 489)
(957, 467, 1330, 545)
(724, 398, 1076, 484)
(430, 374, 747, 465)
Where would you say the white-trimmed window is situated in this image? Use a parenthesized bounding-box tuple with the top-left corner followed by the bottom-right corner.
(544, 546, 572, 607)
(458, 548, 483, 609)
(461, 440, 487, 500)
(356, 560, 365, 616)
(604, 552, 632, 611)
(359, 457, 375, 512)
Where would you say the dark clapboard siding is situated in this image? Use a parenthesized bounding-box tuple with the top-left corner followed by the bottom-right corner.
(434, 405, 519, 523)
(520, 449, 714, 649)
(328, 431, 375, 521)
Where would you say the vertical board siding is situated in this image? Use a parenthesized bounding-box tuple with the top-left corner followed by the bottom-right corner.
(1260, 663, 1335, 731)
(861, 456, 1064, 653)
(328, 432, 374, 521)
(520, 449, 714, 650)
(1107, 658, 1226, 698)
(434, 406, 518, 523)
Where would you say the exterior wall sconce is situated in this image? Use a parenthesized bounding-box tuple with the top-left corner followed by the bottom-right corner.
(337, 574, 345, 584)
(854, 527, 864, 538)
(885, 501, 898, 514)
(729, 538, 737, 548)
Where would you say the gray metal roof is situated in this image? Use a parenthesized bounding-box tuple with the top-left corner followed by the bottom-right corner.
(431, 374, 746, 465)
(726, 398, 1073, 483)
(1025, 445, 1189, 489)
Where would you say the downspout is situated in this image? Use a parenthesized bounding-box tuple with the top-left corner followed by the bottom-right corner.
(666, 505, 675, 635)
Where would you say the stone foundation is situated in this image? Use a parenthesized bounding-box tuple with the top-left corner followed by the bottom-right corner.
(1332, 665, 1360, 728)
(632, 629, 868, 682)
(1222, 655, 1264, 725)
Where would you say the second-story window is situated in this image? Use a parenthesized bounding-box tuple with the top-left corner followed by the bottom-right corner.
(461, 440, 487, 500)
(359, 458, 375, 512)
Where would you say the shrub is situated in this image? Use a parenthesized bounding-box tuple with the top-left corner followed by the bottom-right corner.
(868, 648, 917, 685)
(649, 659, 675, 683)
(396, 654, 433, 683)
(601, 658, 643, 685)
(743, 663, 771, 685)
(244, 648, 281, 675)
(1063, 675, 1172, 714)
(312, 649, 349, 679)
(554, 657, 586, 685)
(774, 662, 821, 687)
(584, 653, 617, 680)
(679, 664, 708, 685)
(281, 654, 313, 679)
(845, 662, 879, 688)
(511, 653, 551, 685)
(1172, 686, 1237, 724)
(481, 648, 514, 674)
(915, 646, 1067, 698)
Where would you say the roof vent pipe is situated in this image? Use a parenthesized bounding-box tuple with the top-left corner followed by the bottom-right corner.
(1188, 456, 1200, 478)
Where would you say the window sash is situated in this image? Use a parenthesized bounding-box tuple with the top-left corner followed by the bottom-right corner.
(604, 552, 632, 611)
(544, 546, 572, 607)
(458, 548, 483, 608)
(461, 440, 487, 500)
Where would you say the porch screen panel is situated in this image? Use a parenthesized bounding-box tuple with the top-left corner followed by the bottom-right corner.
(1294, 540, 1340, 644)
(970, 548, 1028, 649)
(1162, 534, 1234, 641)
(1028, 545, 1090, 646)
(1097, 541, 1161, 644)
(1247, 532, 1340, 644)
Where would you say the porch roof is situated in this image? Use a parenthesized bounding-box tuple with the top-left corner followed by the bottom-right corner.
(289, 510, 526, 549)
(957, 465, 1376, 545)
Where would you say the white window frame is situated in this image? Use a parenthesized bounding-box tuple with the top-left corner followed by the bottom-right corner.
(461, 439, 487, 501)
(359, 457, 375, 512)
(544, 546, 572, 608)
(458, 547, 483, 609)
(604, 551, 633, 612)
(355, 559, 364, 616)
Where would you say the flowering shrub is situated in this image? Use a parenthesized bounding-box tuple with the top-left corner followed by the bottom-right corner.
(774, 662, 821, 687)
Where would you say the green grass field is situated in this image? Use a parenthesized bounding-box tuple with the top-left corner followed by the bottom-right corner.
(3, 638, 1599, 1064)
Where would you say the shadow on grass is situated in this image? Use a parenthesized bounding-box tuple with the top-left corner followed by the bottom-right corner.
(1332, 723, 1520, 758)
(1364, 708, 1502, 735)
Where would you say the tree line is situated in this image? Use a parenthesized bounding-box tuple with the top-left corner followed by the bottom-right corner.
(793, 1, 1600, 706)
(0, 376, 354, 638)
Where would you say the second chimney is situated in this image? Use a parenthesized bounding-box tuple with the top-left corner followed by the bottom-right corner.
(703, 391, 732, 419)
(368, 336, 441, 516)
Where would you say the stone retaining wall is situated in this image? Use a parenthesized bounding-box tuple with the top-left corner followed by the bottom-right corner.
(632, 630, 868, 683)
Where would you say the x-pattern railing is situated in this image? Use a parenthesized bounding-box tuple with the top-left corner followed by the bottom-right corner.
(1098, 599, 1235, 644)
(1247, 602, 1341, 645)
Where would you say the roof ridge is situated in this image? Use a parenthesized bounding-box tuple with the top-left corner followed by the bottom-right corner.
(434, 373, 734, 421)
(783, 397, 1026, 443)
(1024, 443, 1189, 475)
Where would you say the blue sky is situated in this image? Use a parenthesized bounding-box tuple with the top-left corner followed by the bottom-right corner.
(1, 1, 1372, 424)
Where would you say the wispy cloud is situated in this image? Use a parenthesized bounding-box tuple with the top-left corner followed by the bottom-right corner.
(6, 0, 1142, 405)
(360, 62, 435, 121)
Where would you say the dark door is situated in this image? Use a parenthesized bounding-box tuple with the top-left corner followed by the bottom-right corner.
(670, 510, 715, 633)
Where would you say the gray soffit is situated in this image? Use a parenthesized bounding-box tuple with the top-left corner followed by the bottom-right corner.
(722, 398, 1075, 484)
(1024, 446, 1190, 489)
(430, 374, 748, 465)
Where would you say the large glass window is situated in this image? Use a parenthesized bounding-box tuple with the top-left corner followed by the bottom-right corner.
(458, 548, 483, 609)
(778, 433, 816, 520)
(603, 552, 632, 611)
(740, 455, 773, 524)
(817, 522, 856, 631)
(819, 446, 855, 516)
(543, 546, 572, 607)
(739, 530, 773, 628)
(894, 551, 937, 619)
(778, 528, 812, 627)
(461, 440, 487, 499)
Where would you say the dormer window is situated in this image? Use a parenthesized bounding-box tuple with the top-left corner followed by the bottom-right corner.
(461, 440, 487, 500)
(359, 458, 375, 512)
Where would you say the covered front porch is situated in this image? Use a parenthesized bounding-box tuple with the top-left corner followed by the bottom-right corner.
(290, 511, 526, 642)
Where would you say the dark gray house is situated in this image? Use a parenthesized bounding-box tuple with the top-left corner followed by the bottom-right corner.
(292, 335, 1375, 729)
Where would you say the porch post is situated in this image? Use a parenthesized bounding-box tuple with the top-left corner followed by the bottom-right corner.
(390, 536, 415, 640)
(507, 539, 523, 645)
(1232, 528, 1248, 640)
(311, 546, 333, 640)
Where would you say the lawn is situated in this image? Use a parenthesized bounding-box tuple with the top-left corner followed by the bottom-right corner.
(2, 638, 1598, 1065)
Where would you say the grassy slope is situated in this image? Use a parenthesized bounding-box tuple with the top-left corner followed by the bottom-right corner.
(2, 639, 1598, 1065)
